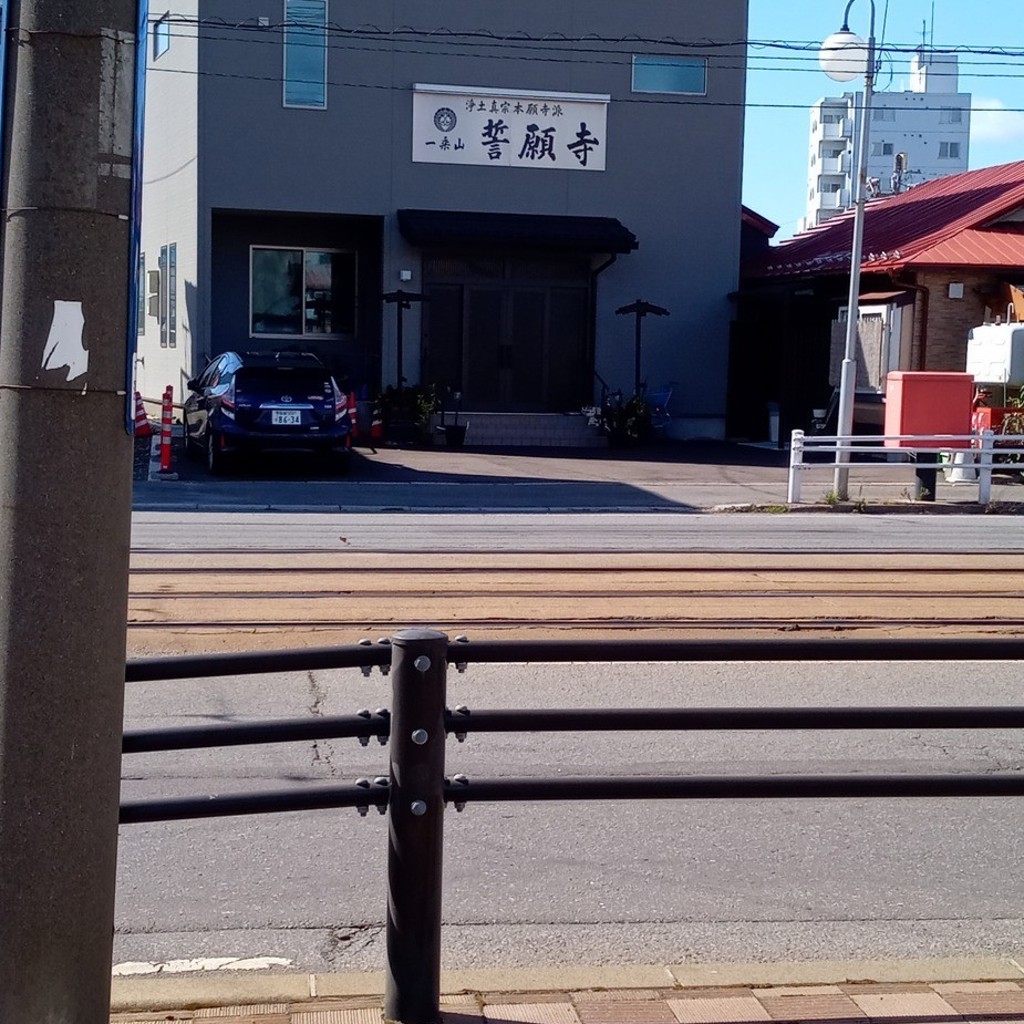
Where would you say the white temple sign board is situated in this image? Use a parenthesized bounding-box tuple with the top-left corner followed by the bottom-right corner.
(412, 84, 609, 171)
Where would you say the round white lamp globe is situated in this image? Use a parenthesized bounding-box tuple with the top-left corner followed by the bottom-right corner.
(819, 29, 869, 82)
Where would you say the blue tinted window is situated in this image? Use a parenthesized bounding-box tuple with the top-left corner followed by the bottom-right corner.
(632, 56, 706, 95)
(284, 0, 327, 109)
(153, 14, 170, 60)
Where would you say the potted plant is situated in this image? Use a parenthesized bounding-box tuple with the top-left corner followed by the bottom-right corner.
(584, 390, 652, 446)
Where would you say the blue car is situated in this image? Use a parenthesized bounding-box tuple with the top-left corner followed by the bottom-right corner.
(184, 350, 351, 474)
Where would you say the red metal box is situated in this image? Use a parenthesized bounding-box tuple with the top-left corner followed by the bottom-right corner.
(883, 371, 974, 448)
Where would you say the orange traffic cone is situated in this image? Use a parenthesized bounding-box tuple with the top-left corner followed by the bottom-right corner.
(348, 392, 359, 440)
(133, 391, 152, 437)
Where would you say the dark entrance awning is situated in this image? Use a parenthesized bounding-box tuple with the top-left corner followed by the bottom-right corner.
(397, 209, 638, 254)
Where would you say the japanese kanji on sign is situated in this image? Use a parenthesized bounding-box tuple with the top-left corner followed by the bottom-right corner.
(412, 84, 610, 171)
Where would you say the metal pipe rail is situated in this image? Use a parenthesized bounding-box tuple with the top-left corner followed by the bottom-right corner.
(123, 710, 391, 753)
(125, 641, 389, 682)
(443, 774, 1024, 803)
(445, 706, 1024, 734)
(120, 780, 390, 824)
(119, 630, 1024, 1024)
(787, 428, 999, 504)
(440, 636, 1024, 665)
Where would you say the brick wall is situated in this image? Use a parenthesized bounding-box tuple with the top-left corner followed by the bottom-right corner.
(914, 270, 997, 371)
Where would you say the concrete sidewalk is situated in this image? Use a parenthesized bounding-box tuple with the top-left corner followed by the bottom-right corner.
(133, 440, 1024, 513)
(110, 959, 1024, 1020)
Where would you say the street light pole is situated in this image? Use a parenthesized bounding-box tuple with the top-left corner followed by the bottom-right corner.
(821, 0, 876, 499)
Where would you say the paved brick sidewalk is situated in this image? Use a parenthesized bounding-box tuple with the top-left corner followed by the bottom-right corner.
(109, 979, 1024, 1024)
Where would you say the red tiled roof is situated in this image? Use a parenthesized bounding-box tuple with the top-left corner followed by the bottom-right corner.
(741, 205, 780, 238)
(747, 160, 1024, 278)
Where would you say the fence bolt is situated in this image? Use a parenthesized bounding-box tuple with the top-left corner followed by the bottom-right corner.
(356, 709, 372, 746)
(361, 665, 373, 678)
(454, 635, 469, 673)
(452, 704, 470, 742)
(451, 773, 469, 812)
(359, 638, 373, 646)
(376, 708, 391, 744)
(355, 777, 371, 817)
(411, 729, 429, 745)
(377, 637, 392, 646)
(374, 776, 389, 787)
(385, 628, 448, 1024)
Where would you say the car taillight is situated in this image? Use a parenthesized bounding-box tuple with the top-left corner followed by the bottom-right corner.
(331, 378, 348, 423)
(220, 379, 236, 419)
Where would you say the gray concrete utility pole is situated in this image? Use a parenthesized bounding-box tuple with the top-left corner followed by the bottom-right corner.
(0, 2, 138, 1022)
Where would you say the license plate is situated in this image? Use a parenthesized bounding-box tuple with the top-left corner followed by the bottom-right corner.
(272, 409, 302, 426)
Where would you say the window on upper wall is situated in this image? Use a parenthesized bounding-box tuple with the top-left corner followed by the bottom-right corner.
(872, 107, 895, 122)
(158, 243, 177, 348)
(153, 13, 171, 60)
(250, 246, 357, 337)
(940, 107, 963, 124)
(939, 141, 961, 159)
(283, 0, 328, 109)
(631, 55, 707, 96)
(137, 253, 145, 336)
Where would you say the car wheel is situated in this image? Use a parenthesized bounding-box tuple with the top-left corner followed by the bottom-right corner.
(206, 431, 230, 476)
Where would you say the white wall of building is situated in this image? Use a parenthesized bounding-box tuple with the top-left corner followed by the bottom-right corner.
(803, 51, 970, 231)
(138, 1, 200, 405)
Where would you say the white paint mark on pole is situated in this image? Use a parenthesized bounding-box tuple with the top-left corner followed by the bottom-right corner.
(41, 301, 89, 381)
(111, 955, 293, 976)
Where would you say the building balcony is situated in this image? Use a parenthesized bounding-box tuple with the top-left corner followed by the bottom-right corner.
(818, 189, 851, 210)
(819, 121, 851, 140)
(819, 154, 850, 174)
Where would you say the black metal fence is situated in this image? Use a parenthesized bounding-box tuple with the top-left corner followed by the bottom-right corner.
(121, 632, 1024, 1024)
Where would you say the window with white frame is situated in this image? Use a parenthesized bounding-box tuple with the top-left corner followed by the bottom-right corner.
(872, 107, 895, 122)
(283, 0, 327, 109)
(631, 55, 707, 96)
(250, 246, 357, 337)
(940, 107, 963, 124)
(939, 141, 961, 159)
(871, 141, 894, 157)
(153, 13, 171, 60)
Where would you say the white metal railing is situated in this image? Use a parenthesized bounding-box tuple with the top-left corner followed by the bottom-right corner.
(787, 429, 1003, 504)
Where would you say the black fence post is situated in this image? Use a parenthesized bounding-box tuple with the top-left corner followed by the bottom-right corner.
(385, 629, 449, 1024)
(915, 452, 938, 502)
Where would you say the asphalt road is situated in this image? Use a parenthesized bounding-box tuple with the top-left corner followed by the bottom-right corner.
(116, 659, 1024, 972)
(132, 510, 1024, 553)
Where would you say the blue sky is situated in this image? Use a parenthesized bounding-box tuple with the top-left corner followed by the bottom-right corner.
(744, 0, 1024, 238)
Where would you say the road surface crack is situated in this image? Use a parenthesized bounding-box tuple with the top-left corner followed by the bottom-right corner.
(307, 671, 342, 776)
(319, 924, 382, 966)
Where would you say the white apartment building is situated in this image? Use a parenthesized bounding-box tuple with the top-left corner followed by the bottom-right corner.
(803, 51, 970, 231)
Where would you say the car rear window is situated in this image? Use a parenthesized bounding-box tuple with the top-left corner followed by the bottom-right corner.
(237, 368, 328, 392)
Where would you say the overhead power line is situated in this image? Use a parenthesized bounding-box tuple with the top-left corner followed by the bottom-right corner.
(152, 14, 1024, 61)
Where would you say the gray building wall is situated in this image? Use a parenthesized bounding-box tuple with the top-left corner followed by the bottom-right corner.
(146, 0, 747, 434)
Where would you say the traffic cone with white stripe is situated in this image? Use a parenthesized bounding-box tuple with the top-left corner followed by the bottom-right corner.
(370, 399, 384, 442)
(133, 391, 152, 437)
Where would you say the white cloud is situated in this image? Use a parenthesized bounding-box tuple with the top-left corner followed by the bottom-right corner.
(971, 97, 1024, 143)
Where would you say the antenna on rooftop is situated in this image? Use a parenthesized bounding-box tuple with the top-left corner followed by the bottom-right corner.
(930, 2, 935, 50)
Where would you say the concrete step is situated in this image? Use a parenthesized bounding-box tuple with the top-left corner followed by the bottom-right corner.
(430, 412, 607, 448)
